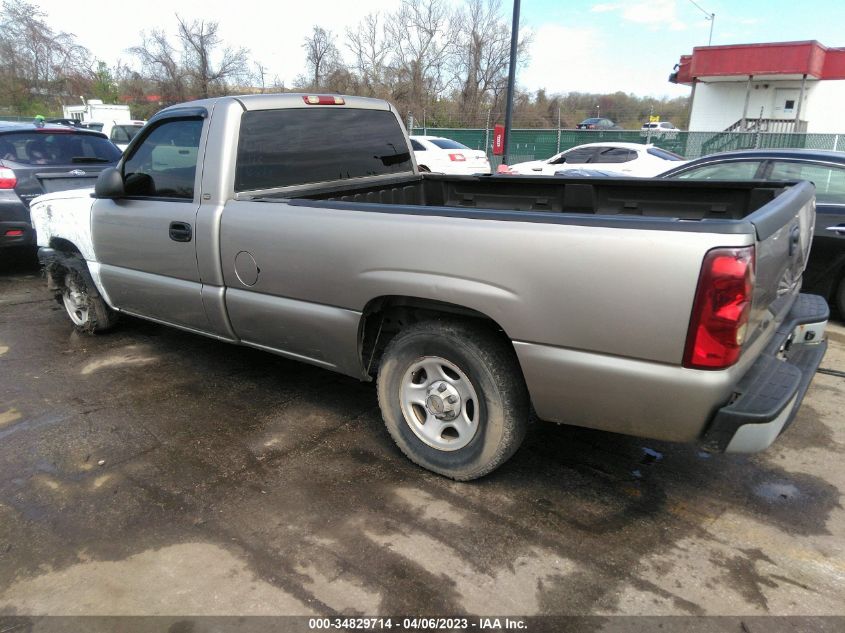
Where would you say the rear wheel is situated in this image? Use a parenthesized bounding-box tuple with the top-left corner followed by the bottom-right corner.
(376, 320, 529, 480)
(59, 266, 118, 334)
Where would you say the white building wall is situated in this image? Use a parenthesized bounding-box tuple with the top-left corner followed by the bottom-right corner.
(801, 80, 845, 132)
(689, 80, 814, 132)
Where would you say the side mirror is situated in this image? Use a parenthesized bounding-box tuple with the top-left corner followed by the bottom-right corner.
(94, 168, 124, 199)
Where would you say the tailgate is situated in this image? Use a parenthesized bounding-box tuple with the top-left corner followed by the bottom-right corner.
(746, 180, 816, 337)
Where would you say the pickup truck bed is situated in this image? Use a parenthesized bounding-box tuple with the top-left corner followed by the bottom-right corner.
(269, 173, 784, 222)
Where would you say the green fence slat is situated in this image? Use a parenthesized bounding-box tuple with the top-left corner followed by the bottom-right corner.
(411, 128, 845, 162)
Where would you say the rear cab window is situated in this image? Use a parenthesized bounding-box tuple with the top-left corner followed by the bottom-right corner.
(235, 108, 412, 192)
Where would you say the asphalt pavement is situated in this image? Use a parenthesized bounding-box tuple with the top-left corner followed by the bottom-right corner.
(1, 252, 843, 630)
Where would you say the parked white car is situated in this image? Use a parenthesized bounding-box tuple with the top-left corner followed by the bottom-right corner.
(410, 136, 491, 175)
(640, 121, 680, 139)
(103, 120, 146, 152)
(508, 142, 685, 178)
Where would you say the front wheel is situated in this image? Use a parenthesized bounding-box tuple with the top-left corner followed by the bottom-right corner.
(59, 267, 118, 334)
(376, 320, 529, 480)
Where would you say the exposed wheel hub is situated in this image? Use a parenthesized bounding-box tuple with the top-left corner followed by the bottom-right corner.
(425, 381, 461, 421)
(399, 356, 480, 452)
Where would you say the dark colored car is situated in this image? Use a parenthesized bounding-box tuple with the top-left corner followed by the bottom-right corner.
(0, 122, 121, 252)
(660, 149, 845, 316)
(576, 117, 621, 130)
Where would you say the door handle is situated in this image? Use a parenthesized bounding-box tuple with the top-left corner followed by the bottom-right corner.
(169, 221, 192, 242)
(825, 225, 845, 235)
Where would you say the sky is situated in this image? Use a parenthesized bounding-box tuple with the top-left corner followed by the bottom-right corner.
(29, 0, 845, 99)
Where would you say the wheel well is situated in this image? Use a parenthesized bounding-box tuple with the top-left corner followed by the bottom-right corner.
(43, 238, 85, 292)
(49, 237, 83, 256)
(359, 296, 512, 378)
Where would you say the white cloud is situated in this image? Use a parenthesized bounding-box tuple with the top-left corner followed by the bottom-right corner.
(591, 3, 623, 12)
(519, 24, 691, 98)
(591, 0, 687, 31)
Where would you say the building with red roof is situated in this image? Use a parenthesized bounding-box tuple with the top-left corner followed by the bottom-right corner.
(670, 41, 845, 133)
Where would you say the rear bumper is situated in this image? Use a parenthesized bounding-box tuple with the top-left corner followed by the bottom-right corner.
(0, 221, 35, 248)
(0, 198, 35, 249)
(701, 294, 829, 453)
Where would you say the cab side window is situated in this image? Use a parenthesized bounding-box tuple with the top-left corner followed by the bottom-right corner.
(123, 118, 203, 200)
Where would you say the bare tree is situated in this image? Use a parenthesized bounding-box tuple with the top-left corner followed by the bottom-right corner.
(384, 0, 456, 117)
(302, 26, 341, 90)
(176, 15, 250, 98)
(254, 61, 267, 93)
(0, 0, 91, 111)
(129, 29, 187, 103)
(346, 13, 389, 96)
(452, 0, 528, 124)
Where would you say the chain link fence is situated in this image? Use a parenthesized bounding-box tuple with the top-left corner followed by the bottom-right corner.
(410, 127, 845, 164)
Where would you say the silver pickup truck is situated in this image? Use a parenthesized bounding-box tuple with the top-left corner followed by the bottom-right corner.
(31, 93, 829, 480)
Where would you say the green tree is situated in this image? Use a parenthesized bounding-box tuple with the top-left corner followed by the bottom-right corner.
(91, 61, 119, 103)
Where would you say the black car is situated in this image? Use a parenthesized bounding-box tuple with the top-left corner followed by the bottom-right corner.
(0, 122, 121, 252)
(576, 117, 621, 130)
(660, 149, 845, 316)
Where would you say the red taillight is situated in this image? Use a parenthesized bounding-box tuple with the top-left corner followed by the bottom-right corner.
(448, 153, 466, 162)
(0, 167, 16, 189)
(5, 229, 24, 237)
(302, 95, 345, 105)
(683, 246, 755, 370)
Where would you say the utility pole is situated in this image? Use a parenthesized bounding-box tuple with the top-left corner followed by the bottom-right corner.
(502, 0, 521, 165)
(484, 109, 491, 159)
(646, 105, 654, 144)
(556, 106, 561, 153)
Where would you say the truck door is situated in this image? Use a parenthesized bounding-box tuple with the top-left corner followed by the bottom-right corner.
(91, 110, 210, 331)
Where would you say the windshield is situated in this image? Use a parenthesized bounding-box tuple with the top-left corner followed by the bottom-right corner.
(430, 138, 470, 150)
(0, 131, 121, 165)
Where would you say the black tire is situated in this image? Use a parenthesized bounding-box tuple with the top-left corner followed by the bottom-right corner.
(58, 265, 118, 334)
(376, 319, 529, 480)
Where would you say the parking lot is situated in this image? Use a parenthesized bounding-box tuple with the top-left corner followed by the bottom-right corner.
(1, 253, 844, 624)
